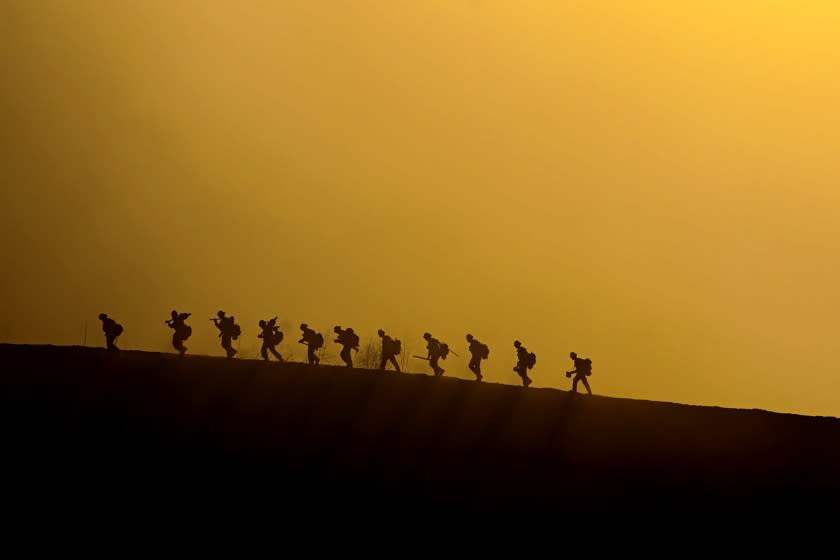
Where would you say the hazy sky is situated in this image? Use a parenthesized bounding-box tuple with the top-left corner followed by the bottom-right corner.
(3, 2, 840, 417)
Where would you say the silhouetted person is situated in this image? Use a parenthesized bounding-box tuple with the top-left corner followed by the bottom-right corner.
(258, 317, 284, 362)
(423, 332, 447, 376)
(165, 309, 192, 356)
(298, 323, 324, 365)
(513, 340, 535, 387)
(466, 333, 488, 382)
(212, 310, 240, 358)
(98, 313, 123, 351)
(566, 351, 593, 395)
(333, 325, 359, 368)
(377, 329, 401, 372)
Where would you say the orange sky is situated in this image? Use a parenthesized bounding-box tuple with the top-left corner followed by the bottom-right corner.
(2, 2, 839, 417)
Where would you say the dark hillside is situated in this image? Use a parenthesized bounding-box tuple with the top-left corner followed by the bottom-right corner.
(2, 344, 838, 521)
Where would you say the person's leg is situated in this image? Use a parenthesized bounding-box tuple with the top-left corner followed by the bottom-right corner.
(270, 346, 283, 362)
(431, 355, 443, 375)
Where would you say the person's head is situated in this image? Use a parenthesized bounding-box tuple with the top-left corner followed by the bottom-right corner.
(423, 332, 431, 340)
(514, 340, 521, 348)
(570, 352, 577, 359)
(171, 310, 178, 319)
(377, 329, 385, 337)
(300, 323, 308, 330)
(334, 325, 342, 333)
(258, 320, 266, 327)
(346, 327, 354, 333)
(217, 310, 225, 318)
(99, 313, 107, 320)
(466, 333, 473, 342)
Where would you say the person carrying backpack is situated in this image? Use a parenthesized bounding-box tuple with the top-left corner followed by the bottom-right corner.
(212, 310, 239, 359)
(377, 329, 401, 372)
(165, 310, 191, 356)
(422, 332, 446, 377)
(258, 317, 284, 362)
(565, 351, 593, 395)
(466, 333, 488, 382)
(333, 325, 359, 368)
(513, 340, 535, 387)
(298, 323, 323, 365)
(98, 313, 123, 352)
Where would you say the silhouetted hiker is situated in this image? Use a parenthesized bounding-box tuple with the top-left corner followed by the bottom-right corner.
(513, 340, 536, 387)
(298, 323, 324, 365)
(258, 317, 284, 362)
(566, 352, 593, 394)
(466, 333, 489, 382)
(165, 310, 192, 355)
(333, 326, 360, 368)
(211, 310, 240, 358)
(422, 332, 449, 376)
(377, 329, 401, 372)
(98, 313, 123, 351)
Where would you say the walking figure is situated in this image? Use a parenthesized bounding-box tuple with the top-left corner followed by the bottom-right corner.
(165, 310, 192, 356)
(211, 310, 240, 358)
(377, 329, 401, 372)
(422, 332, 449, 376)
(298, 323, 324, 365)
(258, 317, 284, 362)
(513, 340, 536, 387)
(566, 352, 593, 394)
(466, 333, 489, 382)
(98, 313, 123, 351)
(333, 326, 360, 368)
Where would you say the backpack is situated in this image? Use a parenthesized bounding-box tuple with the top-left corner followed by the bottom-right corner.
(182, 325, 192, 339)
(231, 323, 242, 340)
(581, 358, 592, 376)
(393, 339, 402, 355)
(479, 343, 489, 359)
(348, 331, 360, 348)
(527, 352, 537, 369)
(114, 324, 124, 337)
(272, 330, 284, 346)
(439, 342, 449, 360)
(313, 332, 324, 349)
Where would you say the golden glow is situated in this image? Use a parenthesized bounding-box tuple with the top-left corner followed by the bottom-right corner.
(2, 2, 840, 416)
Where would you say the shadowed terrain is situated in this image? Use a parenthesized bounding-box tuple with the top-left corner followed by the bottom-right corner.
(2, 344, 839, 521)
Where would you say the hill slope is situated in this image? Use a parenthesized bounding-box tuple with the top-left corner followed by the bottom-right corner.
(2, 344, 839, 519)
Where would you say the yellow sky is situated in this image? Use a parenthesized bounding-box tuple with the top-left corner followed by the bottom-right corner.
(2, 2, 839, 416)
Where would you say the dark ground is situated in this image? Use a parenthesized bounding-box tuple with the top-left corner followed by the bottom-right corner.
(2, 344, 839, 526)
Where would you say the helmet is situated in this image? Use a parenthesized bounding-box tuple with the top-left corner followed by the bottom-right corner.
(514, 340, 521, 348)
(258, 320, 266, 327)
(98, 313, 107, 320)
(300, 323, 308, 329)
(334, 326, 342, 332)
(377, 329, 385, 337)
(347, 327, 354, 333)
(570, 352, 577, 359)
(466, 333, 473, 341)
(217, 310, 225, 317)
(171, 310, 178, 318)
(423, 332, 431, 339)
